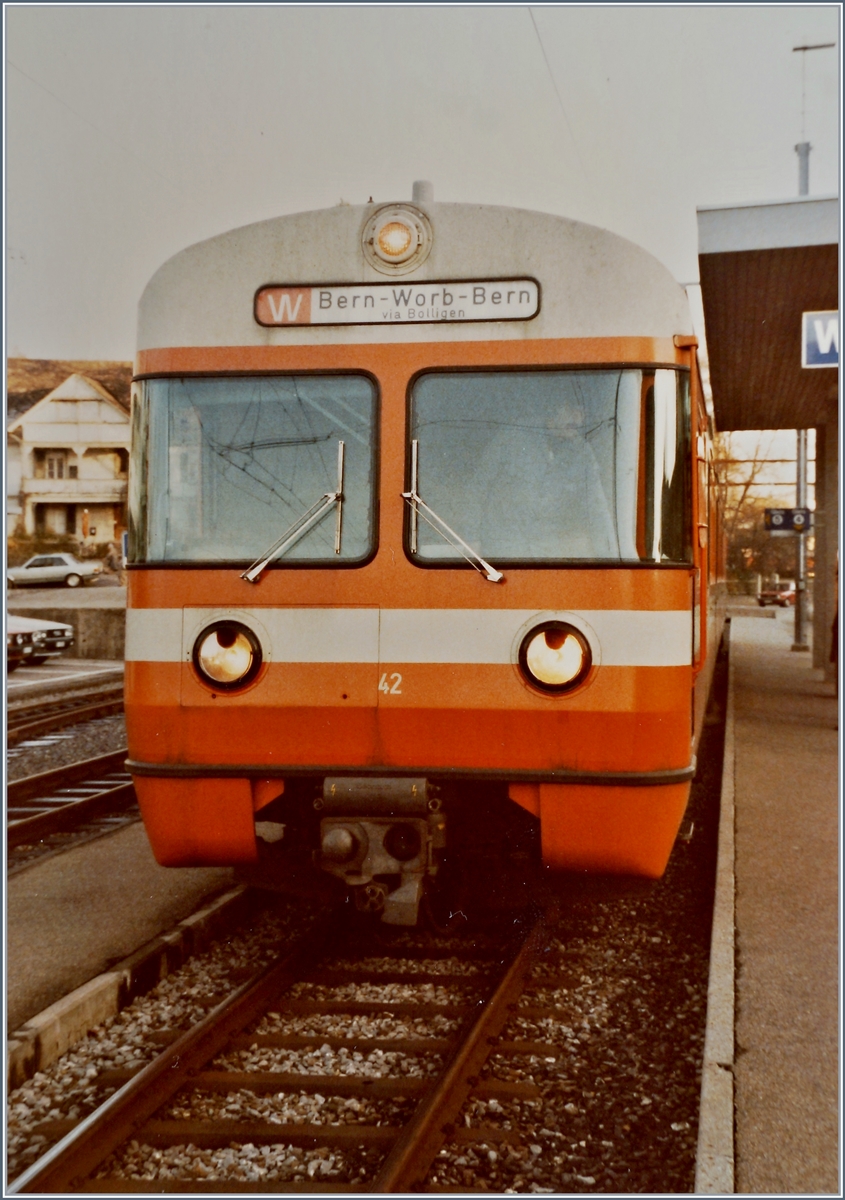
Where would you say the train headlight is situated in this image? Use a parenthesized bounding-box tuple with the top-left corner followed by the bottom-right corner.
(193, 621, 262, 690)
(363, 204, 433, 274)
(518, 621, 592, 694)
(378, 221, 414, 260)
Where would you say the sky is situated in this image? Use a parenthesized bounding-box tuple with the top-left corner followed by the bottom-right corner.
(4, 4, 841, 364)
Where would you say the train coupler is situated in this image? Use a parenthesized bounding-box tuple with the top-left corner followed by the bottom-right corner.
(315, 777, 445, 926)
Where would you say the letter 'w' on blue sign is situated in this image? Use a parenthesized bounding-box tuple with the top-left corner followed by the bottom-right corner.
(802, 310, 839, 368)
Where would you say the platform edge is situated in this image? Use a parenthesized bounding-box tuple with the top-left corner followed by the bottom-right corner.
(6, 884, 253, 1092)
(694, 631, 736, 1194)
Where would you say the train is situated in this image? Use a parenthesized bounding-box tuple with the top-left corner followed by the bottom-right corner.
(125, 182, 725, 926)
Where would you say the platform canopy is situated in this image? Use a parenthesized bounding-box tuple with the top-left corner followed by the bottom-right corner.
(697, 196, 839, 431)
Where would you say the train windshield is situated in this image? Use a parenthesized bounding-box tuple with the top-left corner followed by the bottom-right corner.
(409, 369, 690, 565)
(131, 375, 377, 564)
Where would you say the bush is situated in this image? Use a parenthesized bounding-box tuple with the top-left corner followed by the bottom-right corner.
(7, 534, 76, 566)
(6, 534, 107, 566)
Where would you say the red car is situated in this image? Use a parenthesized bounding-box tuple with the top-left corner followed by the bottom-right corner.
(757, 581, 796, 607)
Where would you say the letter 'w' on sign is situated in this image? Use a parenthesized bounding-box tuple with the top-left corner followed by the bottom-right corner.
(802, 310, 839, 368)
(255, 287, 312, 325)
(268, 292, 301, 321)
(814, 318, 838, 356)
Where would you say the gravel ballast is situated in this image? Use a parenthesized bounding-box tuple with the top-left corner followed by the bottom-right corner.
(7, 713, 127, 781)
(7, 899, 321, 1179)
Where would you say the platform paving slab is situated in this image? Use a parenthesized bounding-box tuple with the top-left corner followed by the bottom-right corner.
(7, 658, 123, 697)
(731, 608, 839, 1194)
(7, 584, 126, 608)
(7, 821, 233, 1035)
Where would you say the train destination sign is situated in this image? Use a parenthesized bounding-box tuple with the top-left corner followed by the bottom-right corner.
(255, 279, 540, 327)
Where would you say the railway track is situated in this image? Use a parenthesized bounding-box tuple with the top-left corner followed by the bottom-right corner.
(7, 648, 727, 1190)
(9, 905, 562, 1193)
(7, 750, 136, 868)
(7, 684, 125, 747)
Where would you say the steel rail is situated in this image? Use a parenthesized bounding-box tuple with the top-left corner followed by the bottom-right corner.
(371, 905, 556, 1192)
(7, 750, 129, 805)
(10, 907, 554, 1194)
(7, 750, 134, 851)
(8, 682, 124, 718)
(8, 687, 124, 745)
(8, 912, 336, 1194)
(7, 782, 136, 850)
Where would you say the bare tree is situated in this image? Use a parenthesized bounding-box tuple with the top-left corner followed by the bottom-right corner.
(712, 432, 803, 590)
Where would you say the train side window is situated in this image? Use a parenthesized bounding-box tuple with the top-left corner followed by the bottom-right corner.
(636, 375, 654, 559)
(657, 370, 690, 563)
(130, 375, 378, 566)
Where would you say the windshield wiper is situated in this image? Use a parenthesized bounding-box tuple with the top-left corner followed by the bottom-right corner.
(402, 439, 504, 583)
(241, 441, 345, 583)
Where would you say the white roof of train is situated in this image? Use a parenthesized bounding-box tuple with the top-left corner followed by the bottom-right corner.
(138, 200, 692, 351)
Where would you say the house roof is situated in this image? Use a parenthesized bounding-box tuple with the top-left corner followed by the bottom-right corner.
(7, 372, 130, 433)
(41, 373, 123, 405)
(5, 358, 132, 424)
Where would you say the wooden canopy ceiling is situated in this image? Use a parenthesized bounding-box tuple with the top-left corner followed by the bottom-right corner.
(697, 197, 839, 431)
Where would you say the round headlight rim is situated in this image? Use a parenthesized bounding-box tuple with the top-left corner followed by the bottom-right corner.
(517, 619, 593, 696)
(192, 620, 263, 693)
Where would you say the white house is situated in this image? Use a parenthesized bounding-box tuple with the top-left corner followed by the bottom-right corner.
(6, 429, 23, 538)
(6, 373, 131, 543)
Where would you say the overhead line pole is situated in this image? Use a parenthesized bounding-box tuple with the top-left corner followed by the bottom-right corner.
(789, 43, 832, 652)
(793, 430, 811, 652)
(792, 42, 835, 197)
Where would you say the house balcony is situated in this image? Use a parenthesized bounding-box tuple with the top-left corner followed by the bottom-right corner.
(22, 477, 127, 503)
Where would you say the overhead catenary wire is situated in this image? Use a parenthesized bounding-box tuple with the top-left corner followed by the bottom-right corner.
(792, 42, 836, 141)
(527, 8, 599, 215)
(6, 58, 186, 199)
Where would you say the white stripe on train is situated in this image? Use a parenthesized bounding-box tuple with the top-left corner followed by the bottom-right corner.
(126, 608, 693, 668)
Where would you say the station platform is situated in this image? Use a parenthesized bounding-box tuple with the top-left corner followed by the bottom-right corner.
(725, 606, 839, 1193)
(7, 823, 233, 1035)
(7, 657, 123, 698)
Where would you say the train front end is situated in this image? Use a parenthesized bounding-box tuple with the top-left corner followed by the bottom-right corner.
(126, 191, 720, 925)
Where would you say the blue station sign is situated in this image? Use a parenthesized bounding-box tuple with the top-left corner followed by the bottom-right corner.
(801, 311, 839, 368)
(764, 507, 813, 534)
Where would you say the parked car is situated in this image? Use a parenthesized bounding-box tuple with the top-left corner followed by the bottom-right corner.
(7, 552, 103, 589)
(6, 615, 75, 665)
(757, 580, 796, 607)
(7, 620, 35, 672)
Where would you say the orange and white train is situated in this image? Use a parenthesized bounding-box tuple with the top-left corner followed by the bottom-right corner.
(125, 182, 725, 926)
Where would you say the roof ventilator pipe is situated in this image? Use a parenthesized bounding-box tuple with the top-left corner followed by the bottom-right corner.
(412, 180, 434, 207)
